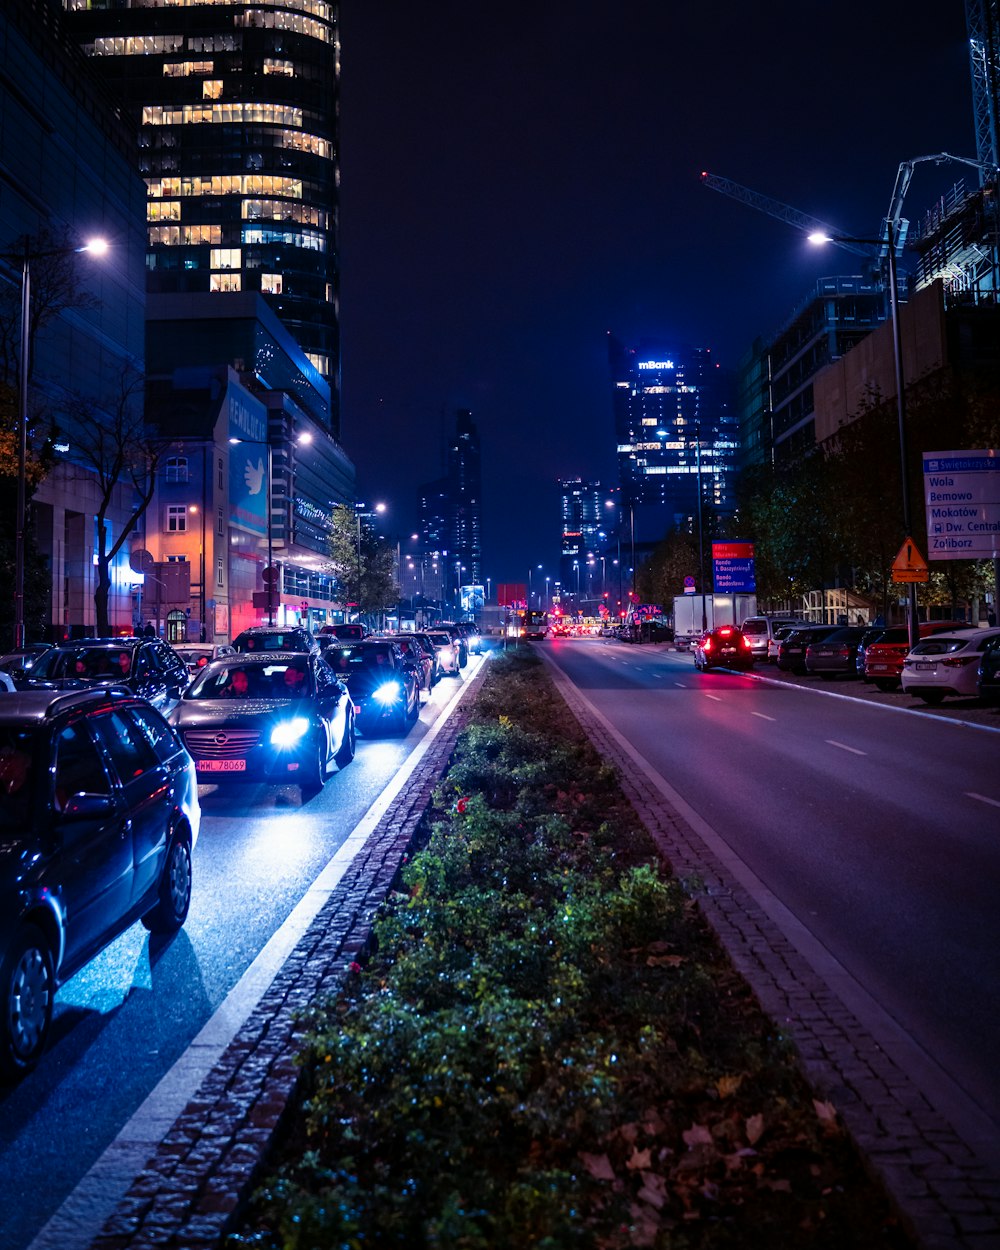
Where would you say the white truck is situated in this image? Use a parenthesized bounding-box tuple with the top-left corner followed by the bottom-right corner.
(671, 594, 757, 649)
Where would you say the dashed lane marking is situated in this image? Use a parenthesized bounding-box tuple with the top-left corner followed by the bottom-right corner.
(704, 693, 722, 702)
(966, 791, 1000, 809)
(827, 739, 867, 756)
(751, 712, 776, 721)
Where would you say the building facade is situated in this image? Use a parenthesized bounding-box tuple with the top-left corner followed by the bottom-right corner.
(62, 0, 341, 423)
(609, 336, 739, 546)
(559, 477, 607, 601)
(415, 409, 482, 614)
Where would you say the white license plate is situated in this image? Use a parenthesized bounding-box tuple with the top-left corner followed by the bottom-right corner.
(915, 662, 935, 672)
(198, 758, 246, 772)
(869, 663, 888, 672)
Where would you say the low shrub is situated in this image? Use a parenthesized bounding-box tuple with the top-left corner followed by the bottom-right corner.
(231, 650, 912, 1249)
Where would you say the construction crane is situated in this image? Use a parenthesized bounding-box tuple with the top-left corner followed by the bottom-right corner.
(965, 0, 1000, 175)
(881, 151, 990, 251)
(698, 171, 877, 259)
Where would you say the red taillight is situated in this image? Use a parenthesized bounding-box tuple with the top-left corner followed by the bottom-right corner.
(740, 635, 750, 649)
(703, 637, 712, 652)
(942, 656, 977, 668)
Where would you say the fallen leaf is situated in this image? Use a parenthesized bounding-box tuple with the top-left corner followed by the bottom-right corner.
(647, 954, 685, 968)
(627, 1147, 653, 1171)
(682, 1123, 714, 1149)
(716, 1074, 743, 1098)
(813, 1099, 839, 1129)
(580, 1151, 616, 1181)
(628, 1203, 660, 1247)
(745, 1113, 765, 1144)
(637, 1171, 668, 1209)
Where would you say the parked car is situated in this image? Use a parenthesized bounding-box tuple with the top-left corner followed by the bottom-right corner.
(693, 625, 754, 672)
(325, 640, 421, 735)
(0, 688, 200, 1078)
(976, 634, 1000, 704)
(774, 625, 840, 674)
(900, 627, 1000, 704)
(15, 637, 190, 713)
(0, 644, 53, 675)
(173, 643, 237, 677)
(864, 621, 968, 691)
(232, 625, 318, 654)
(0, 671, 15, 694)
(318, 623, 368, 642)
(436, 622, 469, 668)
(457, 621, 484, 655)
(766, 624, 799, 664)
(804, 626, 870, 679)
(739, 616, 801, 662)
(170, 652, 354, 794)
(854, 626, 888, 679)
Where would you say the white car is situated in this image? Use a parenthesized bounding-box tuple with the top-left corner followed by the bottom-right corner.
(900, 627, 1000, 704)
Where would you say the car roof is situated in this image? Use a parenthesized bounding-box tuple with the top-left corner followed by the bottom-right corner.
(0, 687, 134, 724)
(205, 651, 309, 666)
(913, 627, 1000, 645)
(50, 636, 147, 649)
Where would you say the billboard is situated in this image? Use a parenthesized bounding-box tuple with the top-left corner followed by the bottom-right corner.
(227, 385, 269, 536)
(460, 584, 485, 614)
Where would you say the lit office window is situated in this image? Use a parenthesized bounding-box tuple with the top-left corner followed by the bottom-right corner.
(261, 273, 283, 294)
(210, 272, 242, 292)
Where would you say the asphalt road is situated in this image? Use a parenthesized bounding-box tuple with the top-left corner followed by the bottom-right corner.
(544, 638, 1000, 1155)
(0, 666, 477, 1250)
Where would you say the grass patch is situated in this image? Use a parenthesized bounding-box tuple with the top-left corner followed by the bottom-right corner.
(230, 649, 913, 1249)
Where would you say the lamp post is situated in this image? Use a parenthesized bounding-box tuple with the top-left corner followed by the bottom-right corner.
(809, 226, 918, 648)
(8, 236, 108, 647)
(694, 427, 708, 632)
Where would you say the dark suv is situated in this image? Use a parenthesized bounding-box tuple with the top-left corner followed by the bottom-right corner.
(0, 689, 200, 1078)
(14, 637, 190, 712)
(232, 625, 318, 654)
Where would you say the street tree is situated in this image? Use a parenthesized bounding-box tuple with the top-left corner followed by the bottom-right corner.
(327, 506, 398, 625)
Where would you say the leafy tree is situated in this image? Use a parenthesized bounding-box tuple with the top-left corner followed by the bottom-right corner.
(634, 529, 699, 604)
(327, 506, 398, 624)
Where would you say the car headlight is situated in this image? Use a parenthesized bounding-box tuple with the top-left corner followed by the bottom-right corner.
(374, 680, 402, 705)
(270, 716, 311, 746)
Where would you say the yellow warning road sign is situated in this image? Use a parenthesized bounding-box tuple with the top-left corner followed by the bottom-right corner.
(892, 536, 929, 583)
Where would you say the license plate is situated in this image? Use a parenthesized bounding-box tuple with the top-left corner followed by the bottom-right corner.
(198, 758, 246, 772)
(915, 662, 935, 672)
(869, 663, 888, 672)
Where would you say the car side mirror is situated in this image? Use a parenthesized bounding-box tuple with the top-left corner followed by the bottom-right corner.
(59, 792, 115, 821)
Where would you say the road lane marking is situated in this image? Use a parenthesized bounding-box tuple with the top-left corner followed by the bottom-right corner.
(704, 693, 722, 702)
(751, 712, 776, 721)
(674, 683, 687, 688)
(826, 739, 867, 756)
(966, 791, 1000, 809)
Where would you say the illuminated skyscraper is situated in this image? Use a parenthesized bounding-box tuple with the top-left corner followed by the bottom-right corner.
(62, 0, 341, 434)
(609, 336, 739, 539)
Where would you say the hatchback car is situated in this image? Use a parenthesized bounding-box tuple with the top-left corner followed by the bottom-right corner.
(0, 688, 200, 1078)
(693, 625, 754, 672)
(739, 616, 801, 661)
(864, 621, 968, 691)
(372, 634, 436, 698)
(325, 640, 421, 735)
(16, 637, 190, 713)
(766, 624, 799, 664)
(436, 622, 469, 668)
(170, 652, 355, 795)
(173, 643, 237, 678)
(232, 625, 318, 654)
(775, 625, 840, 674)
(804, 626, 870, 679)
(900, 627, 1000, 704)
(423, 629, 461, 676)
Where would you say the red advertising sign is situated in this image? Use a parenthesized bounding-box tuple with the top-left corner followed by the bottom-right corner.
(496, 582, 527, 606)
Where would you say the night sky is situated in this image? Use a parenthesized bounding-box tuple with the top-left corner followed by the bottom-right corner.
(337, 1, 975, 587)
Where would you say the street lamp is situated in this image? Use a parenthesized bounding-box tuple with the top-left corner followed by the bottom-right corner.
(809, 226, 918, 648)
(9, 236, 108, 647)
(694, 426, 708, 632)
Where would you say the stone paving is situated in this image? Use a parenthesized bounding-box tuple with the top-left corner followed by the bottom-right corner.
(86, 647, 1000, 1250)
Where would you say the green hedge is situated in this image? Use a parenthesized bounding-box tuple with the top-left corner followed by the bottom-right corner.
(231, 651, 911, 1250)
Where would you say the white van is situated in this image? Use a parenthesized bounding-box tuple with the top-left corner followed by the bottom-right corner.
(739, 616, 801, 661)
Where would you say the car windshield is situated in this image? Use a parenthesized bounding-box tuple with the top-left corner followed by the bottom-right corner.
(235, 632, 306, 652)
(325, 645, 393, 676)
(427, 633, 451, 646)
(909, 637, 969, 656)
(31, 647, 134, 679)
(187, 661, 311, 699)
(0, 726, 38, 831)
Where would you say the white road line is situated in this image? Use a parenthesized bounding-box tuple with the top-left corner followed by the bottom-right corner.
(751, 712, 776, 721)
(704, 693, 722, 702)
(827, 739, 867, 756)
(674, 683, 687, 688)
(966, 791, 1000, 809)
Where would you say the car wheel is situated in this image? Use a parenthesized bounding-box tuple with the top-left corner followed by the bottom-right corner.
(142, 832, 193, 934)
(1, 924, 54, 1079)
(918, 691, 946, 705)
(334, 711, 356, 768)
(873, 679, 898, 692)
(407, 687, 420, 722)
(300, 736, 328, 797)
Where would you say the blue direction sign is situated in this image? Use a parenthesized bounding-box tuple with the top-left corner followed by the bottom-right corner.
(712, 541, 756, 593)
(923, 450, 1000, 560)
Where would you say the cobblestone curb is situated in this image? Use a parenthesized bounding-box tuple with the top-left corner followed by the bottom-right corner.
(546, 660, 1000, 1250)
(88, 664, 489, 1250)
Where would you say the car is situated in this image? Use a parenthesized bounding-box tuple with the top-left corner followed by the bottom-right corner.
(173, 643, 237, 678)
(436, 622, 469, 668)
(863, 621, 968, 691)
(0, 687, 200, 1078)
(774, 624, 840, 673)
(0, 644, 53, 675)
(976, 634, 1000, 704)
(15, 637, 190, 713)
(232, 625, 318, 654)
(900, 627, 1000, 704)
(325, 640, 421, 736)
(169, 652, 355, 795)
(693, 624, 754, 672)
(766, 624, 799, 664)
(371, 634, 436, 698)
(854, 626, 889, 679)
(423, 628, 461, 676)
(456, 621, 483, 655)
(0, 671, 15, 694)
(804, 626, 870, 679)
(739, 616, 801, 661)
(318, 623, 368, 642)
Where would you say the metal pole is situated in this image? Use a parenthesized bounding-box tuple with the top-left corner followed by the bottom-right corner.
(14, 246, 30, 649)
(696, 431, 707, 632)
(266, 441, 274, 626)
(886, 222, 919, 650)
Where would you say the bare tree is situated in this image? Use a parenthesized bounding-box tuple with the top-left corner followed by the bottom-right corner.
(63, 367, 164, 636)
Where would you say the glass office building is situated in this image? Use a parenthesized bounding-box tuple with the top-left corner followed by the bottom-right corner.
(63, 0, 341, 434)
